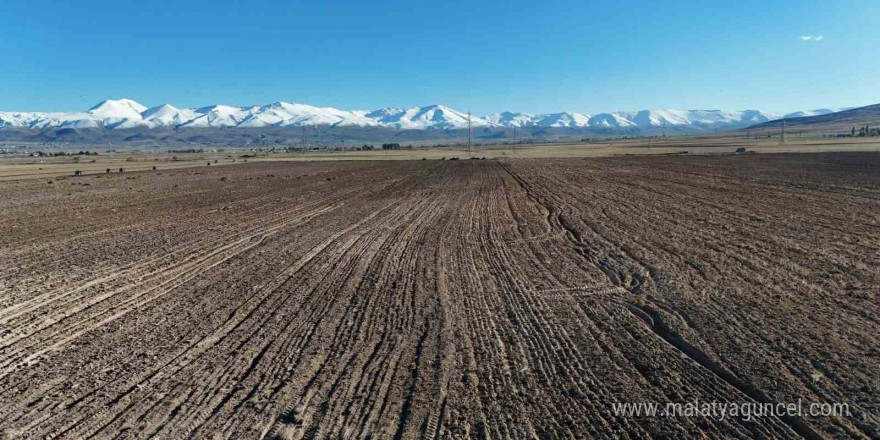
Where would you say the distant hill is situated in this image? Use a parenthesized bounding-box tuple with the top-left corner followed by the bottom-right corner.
(746, 103, 880, 136)
(0, 124, 643, 149)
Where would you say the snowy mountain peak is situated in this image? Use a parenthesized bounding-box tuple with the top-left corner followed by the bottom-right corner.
(88, 99, 148, 119)
(82, 99, 151, 129)
(141, 104, 197, 127)
(484, 112, 537, 127)
(534, 112, 592, 127)
(782, 108, 851, 118)
(143, 103, 176, 113)
(587, 113, 636, 128)
(370, 105, 489, 130)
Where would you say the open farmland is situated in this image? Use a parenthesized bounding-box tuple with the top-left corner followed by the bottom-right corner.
(0, 153, 877, 439)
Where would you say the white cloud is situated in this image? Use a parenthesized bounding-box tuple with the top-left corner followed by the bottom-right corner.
(799, 35, 824, 41)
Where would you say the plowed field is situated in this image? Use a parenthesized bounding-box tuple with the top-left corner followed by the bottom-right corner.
(1, 153, 877, 439)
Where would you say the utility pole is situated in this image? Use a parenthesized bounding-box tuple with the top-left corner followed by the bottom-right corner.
(781, 120, 787, 146)
(747, 129, 750, 149)
(302, 125, 307, 147)
(467, 110, 472, 156)
(513, 125, 516, 142)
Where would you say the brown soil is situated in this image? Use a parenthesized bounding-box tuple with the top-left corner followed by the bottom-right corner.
(0, 153, 877, 439)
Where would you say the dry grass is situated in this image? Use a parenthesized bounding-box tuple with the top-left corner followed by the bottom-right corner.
(2, 136, 879, 180)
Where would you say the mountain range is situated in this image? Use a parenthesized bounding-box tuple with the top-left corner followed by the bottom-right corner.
(0, 99, 849, 132)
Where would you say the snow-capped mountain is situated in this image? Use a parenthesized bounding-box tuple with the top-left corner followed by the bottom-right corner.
(141, 104, 199, 126)
(782, 109, 842, 118)
(613, 109, 782, 128)
(484, 112, 537, 127)
(533, 112, 592, 127)
(585, 113, 637, 128)
(366, 105, 491, 129)
(0, 98, 849, 132)
(88, 98, 147, 120)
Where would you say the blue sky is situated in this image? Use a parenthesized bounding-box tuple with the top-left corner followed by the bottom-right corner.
(1, 0, 878, 114)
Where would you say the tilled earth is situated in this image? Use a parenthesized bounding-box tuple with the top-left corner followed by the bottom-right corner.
(0, 153, 877, 440)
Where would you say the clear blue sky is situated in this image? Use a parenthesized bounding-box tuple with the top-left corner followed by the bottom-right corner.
(1, 0, 878, 114)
